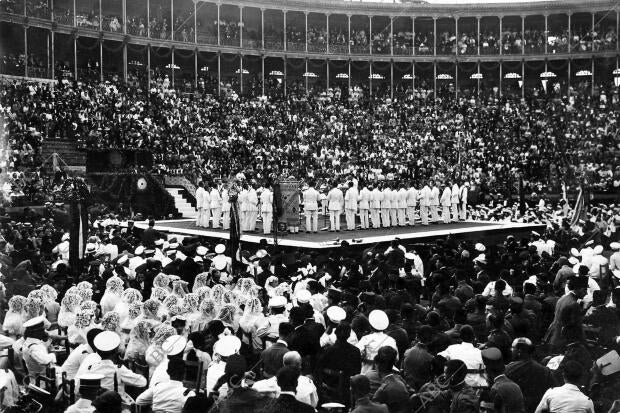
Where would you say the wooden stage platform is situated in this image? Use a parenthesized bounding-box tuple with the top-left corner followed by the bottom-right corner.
(136, 219, 545, 250)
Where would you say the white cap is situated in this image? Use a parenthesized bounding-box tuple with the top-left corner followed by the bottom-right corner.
(296, 290, 311, 304)
(62, 233, 70, 241)
(611, 242, 620, 250)
(213, 255, 227, 271)
(369, 309, 389, 331)
(532, 231, 540, 237)
(168, 243, 179, 249)
(256, 249, 267, 259)
(473, 254, 487, 265)
(593, 245, 604, 255)
(162, 335, 187, 356)
(155, 239, 164, 246)
(23, 315, 45, 328)
(214, 336, 241, 357)
(585, 240, 594, 247)
(93, 331, 121, 352)
(404, 252, 415, 260)
(196, 246, 208, 256)
(135, 246, 145, 255)
(568, 257, 580, 265)
(117, 255, 128, 265)
(268, 296, 287, 308)
(215, 244, 226, 254)
(570, 248, 580, 257)
(475, 243, 486, 252)
(326, 306, 346, 323)
(194, 256, 203, 263)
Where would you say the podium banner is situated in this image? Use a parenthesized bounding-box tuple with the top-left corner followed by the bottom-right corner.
(279, 179, 300, 226)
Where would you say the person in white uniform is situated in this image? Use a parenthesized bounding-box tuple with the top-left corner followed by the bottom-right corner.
(200, 183, 211, 228)
(419, 181, 432, 226)
(356, 310, 398, 374)
(459, 182, 469, 220)
(76, 331, 146, 394)
(369, 184, 382, 229)
(451, 182, 460, 222)
(396, 184, 407, 227)
(210, 184, 222, 229)
(430, 180, 440, 223)
(344, 181, 359, 231)
(221, 184, 231, 230)
(260, 184, 274, 234)
(303, 181, 320, 233)
(194, 182, 205, 227)
(406, 182, 418, 226)
(247, 183, 259, 232)
(326, 181, 344, 232)
(65, 373, 104, 413)
(136, 336, 195, 413)
(21, 316, 56, 382)
(358, 183, 371, 230)
(440, 183, 452, 224)
(238, 184, 249, 231)
(381, 184, 392, 228)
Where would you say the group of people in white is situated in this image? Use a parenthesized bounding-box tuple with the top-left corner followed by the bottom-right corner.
(195, 178, 470, 235)
(195, 181, 274, 234)
(305, 179, 470, 233)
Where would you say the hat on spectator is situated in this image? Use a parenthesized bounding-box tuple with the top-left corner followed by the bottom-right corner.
(135, 246, 145, 255)
(62, 233, 70, 241)
(215, 244, 226, 254)
(511, 337, 533, 349)
(296, 290, 311, 304)
(593, 245, 604, 255)
(214, 336, 241, 357)
(162, 335, 187, 357)
(611, 242, 620, 250)
(570, 248, 580, 257)
(213, 255, 227, 271)
(568, 257, 579, 265)
(77, 373, 104, 390)
(268, 296, 287, 308)
(196, 246, 208, 256)
(326, 306, 346, 323)
(475, 243, 486, 252)
(481, 347, 503, 366)
(93, 331, 121, 353)
(369, 309, 389, 331)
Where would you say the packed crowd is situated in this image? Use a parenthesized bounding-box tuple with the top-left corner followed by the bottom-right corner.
(0, 177, 618, 412)
(1, 76, 619, 206)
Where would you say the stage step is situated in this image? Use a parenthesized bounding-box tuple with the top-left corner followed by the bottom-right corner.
(166, 187, 196, 218)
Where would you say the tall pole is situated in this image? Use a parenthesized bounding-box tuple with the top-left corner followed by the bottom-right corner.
(24, 27, 28, 77)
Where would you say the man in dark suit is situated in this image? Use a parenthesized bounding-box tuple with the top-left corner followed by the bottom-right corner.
(258, 366, 315, 413)
(350, 374, 388, 413)
(261, 322, 293, 378)
(545, 275, 588, 352)
(141, 219, 159, 248)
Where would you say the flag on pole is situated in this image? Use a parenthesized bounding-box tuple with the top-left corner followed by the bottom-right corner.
(570, 187, 584, 228)
(227, 183, 241, 269)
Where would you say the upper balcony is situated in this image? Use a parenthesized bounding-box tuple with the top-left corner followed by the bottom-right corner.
(0, 0, 617, 59)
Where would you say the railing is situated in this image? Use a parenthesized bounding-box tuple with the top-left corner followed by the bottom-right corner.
(415, 45, 433, 55)
(220, 37, 240, 47)
(242, 38, 261, 49)
(308, 43, 327, 53)
(328, 44, 348, 54)
(393, 45, 413, 55)
(350, 44, 369, 54)
(287, 41, 306, 51)
(197, 33, 218, 44)
(264, 38, 284, 50)
(102, 16, 123, 33)
(54, 11, 73, 26)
